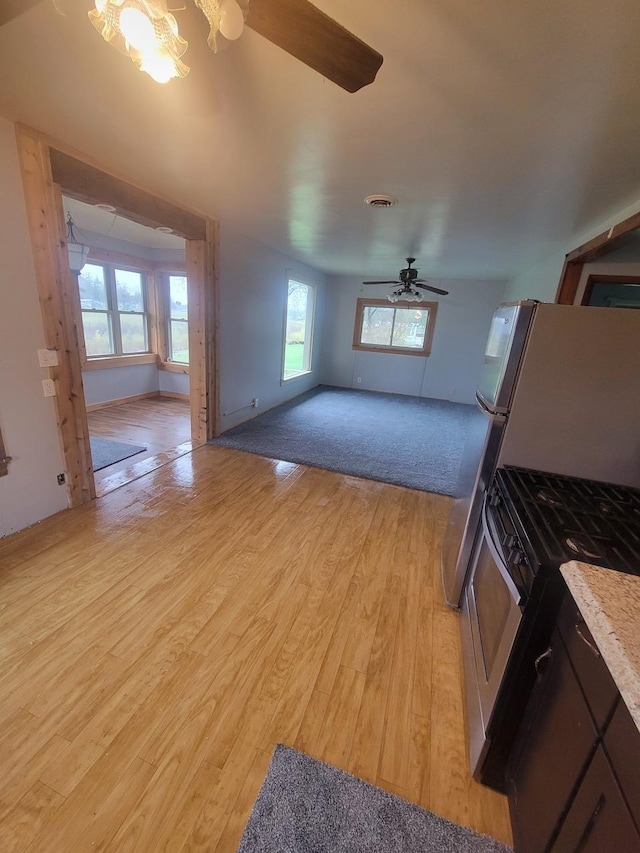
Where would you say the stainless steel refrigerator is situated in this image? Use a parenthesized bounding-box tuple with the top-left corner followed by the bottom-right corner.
(441, 300, 640, 608)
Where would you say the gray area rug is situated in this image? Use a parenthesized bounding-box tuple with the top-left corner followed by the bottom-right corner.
(212, 386, 478, 496)
(90, 436, 147, 471)
(236, 745, 512, 853)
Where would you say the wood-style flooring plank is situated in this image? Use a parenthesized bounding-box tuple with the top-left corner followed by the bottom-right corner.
(0, 444, 512, 850)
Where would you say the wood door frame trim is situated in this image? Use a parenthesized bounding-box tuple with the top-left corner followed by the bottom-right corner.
(555, 209, 640, 304)
(581, 274, 640, 306)
(15, 123, 219, 507)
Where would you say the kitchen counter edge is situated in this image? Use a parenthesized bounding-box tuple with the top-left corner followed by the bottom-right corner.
(560, 560, 640, 734)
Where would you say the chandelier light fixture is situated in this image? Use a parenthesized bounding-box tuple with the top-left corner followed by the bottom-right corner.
(89, 0, 245, 83)
(65, 214, 90, 274)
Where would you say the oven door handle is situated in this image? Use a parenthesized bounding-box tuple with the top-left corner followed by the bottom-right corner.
(481, 500, 523, 607)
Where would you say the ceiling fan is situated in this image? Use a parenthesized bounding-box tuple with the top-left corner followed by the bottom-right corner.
(363, 258, 449, 302)
(1, 0, 383, 93)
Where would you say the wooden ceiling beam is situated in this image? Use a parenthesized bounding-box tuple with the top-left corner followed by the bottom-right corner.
(49, 149, 207, 242)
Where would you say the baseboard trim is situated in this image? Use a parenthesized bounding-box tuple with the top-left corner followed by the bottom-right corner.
(159, 391, 190, 402)
(86, 391, 160, 412)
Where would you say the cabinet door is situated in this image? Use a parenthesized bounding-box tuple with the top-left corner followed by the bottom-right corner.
(604, 700, 640, 830)
(551, 745, 640, 852)
(507, 629, 597, 853)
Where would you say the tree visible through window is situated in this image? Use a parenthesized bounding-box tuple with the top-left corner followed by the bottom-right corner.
(78, 262, 149, 357)
(283, 279, 315, 380)
(353, 298, 438, 356)
(168, 275, 189, 363)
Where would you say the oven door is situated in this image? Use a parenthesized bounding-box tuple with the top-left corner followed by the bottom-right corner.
(461, 497, 525, 777)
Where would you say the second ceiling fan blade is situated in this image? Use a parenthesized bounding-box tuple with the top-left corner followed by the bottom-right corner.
(416, 282, 449, 296)
(0, 0, 41, 27)
(362, 280, 400, 285)
(245, 0, 383, 92)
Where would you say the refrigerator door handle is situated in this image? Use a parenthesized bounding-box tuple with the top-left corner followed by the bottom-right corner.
(475, 391, 492, 415)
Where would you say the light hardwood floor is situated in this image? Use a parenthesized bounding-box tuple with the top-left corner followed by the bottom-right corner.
(0, 446, 512, 850)
(88, 397, 192, 495)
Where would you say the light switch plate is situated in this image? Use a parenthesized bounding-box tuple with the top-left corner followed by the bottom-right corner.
(38, 349, 59, 368)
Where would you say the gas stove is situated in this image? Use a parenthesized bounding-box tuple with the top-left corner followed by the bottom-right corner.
(495, 466, 640, 577)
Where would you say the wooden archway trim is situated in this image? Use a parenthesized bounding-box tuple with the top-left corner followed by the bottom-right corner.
(15, 123, 219, 507)
(555, 209, 640, 304)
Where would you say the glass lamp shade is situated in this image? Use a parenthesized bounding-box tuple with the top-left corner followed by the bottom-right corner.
(67, 241, 90, 273)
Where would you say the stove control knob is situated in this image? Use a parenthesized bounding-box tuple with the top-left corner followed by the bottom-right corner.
(510, 549, 524, 566)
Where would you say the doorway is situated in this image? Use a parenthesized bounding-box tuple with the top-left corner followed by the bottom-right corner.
(65, 196, 196, 495)
(16, 124, 219, 507)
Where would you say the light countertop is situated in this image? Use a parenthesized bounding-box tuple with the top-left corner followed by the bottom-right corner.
(560, 561, 640, 733)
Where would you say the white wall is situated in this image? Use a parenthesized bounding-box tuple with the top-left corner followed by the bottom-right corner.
(82, 364, 160, 406)
(505, 196, 640, 302)
(320, 276, 507, 404)
(218, 226, 327, 430)
(0, 118, 68, 535)
(159, 370, 189, 396)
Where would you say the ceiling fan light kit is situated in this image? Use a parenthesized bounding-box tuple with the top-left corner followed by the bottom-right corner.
(84, 0, 381, 91)
(89, 0, 190, 83)
(363, 258, 450, 300)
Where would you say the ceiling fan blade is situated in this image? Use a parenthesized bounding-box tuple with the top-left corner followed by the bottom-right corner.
(362, 280, 400, 285)
(245, 0, 383, 92)
(0, 0, 41, 27)
(416, 282, 449, 296)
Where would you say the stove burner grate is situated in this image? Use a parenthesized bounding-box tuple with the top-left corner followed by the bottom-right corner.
(497, 467, 640, 577)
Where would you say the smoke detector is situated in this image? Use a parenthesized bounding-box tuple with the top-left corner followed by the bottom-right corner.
(364, 194, 398, 208)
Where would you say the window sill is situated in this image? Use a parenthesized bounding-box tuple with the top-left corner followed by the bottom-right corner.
(352, 344, 432, 357)
(83, 353, 159, 370)
(281, 369, 312, 384)
(159, 361, 190, 375)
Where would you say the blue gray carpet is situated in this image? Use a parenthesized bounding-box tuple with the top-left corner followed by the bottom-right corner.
(236, 745, 511, 853)
(212, 386, 478, 496)
(90, 436, 147, 471)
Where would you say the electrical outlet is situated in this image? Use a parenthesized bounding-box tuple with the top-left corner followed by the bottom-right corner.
(37, 348, 59, 368)
(357, 377, 362, 384)
(57, 473, 66, 485)
(42, 379, 56, 397)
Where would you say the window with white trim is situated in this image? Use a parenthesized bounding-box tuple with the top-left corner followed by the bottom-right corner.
(167, 274, 189, 363)
(282, 279, 316, 381)
(78, 262, 149, 357)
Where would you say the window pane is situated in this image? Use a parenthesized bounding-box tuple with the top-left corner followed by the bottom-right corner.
(78, 264, 108, 310)
(170, 320, 189, 363)
(284, 280, 314, 379)
(391, 308, 428, 348)
(115, 269, 144, 312)
(120, 313, 148, 354)
(169, 276, 188, 320)
(82, 311, 113, 356)
(360, 306, 394, 346)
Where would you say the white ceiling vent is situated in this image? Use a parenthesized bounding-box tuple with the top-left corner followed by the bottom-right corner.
(364, 194, 398, 208)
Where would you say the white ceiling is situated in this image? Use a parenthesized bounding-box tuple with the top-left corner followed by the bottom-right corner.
(2, 0, 640, 281)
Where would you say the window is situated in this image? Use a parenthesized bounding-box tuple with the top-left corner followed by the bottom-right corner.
(353, 298, 438, 356)
(78, 262, 149, 357)
(282, 279, 316, 381)
(167, 274, 189, 363)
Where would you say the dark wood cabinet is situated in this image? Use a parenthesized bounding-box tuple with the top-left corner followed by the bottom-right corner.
(507, 591, 640, 852)
(551, 746, 639, 852)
